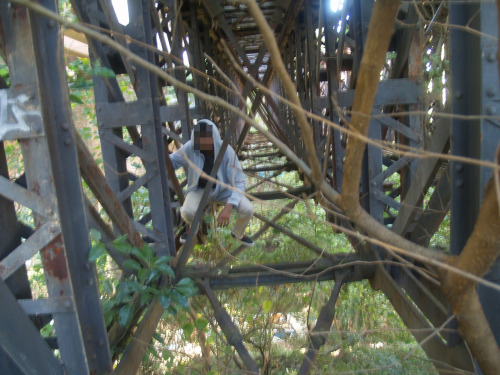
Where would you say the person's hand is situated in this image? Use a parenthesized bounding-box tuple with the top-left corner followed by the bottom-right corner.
(217, 204, 233, 227)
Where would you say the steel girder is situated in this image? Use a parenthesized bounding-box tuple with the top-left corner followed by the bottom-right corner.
(449, 0, 500, 351)
(1, 0, 500, 373)
(0, 1, 111, 373)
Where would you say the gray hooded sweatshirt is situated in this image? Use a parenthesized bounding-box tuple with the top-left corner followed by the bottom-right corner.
(169, 120, 246, 207)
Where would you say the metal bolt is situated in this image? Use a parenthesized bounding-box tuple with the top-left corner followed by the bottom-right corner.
(99, 339, 105, 346)
(88, 278, 94, 286)
(64, 136, 72, 146)
(64, 300, 71, 308)
(48, 20, 56, 28)
(45, 207, 54, 216)
(84, 263, 90, 270)
(486, 106, 496, 115)
(49, 224, 57, 233)
(487, 52, 496, 63)
(455, 90, 464, 99)
(486, 87, 496, 97)
(61, 122, 69, 130)
(456, 179, 464, 188)
(455, 163, 464, 172)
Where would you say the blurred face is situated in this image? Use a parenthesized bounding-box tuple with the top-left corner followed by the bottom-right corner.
(194, 122, 213, 152)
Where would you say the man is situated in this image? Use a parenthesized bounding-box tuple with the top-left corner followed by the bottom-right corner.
(169, 119, 254, 247)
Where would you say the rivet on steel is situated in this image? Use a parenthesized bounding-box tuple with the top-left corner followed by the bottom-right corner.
(486, 106, 496, 115)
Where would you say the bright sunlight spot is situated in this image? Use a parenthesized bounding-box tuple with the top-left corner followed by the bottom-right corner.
(331, 0, 344, 12)
(112, 0, 129, 26)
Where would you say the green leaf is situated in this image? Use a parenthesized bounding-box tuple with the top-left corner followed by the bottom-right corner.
(143, 244, 155, 265)
(182, 322, 194, 339)
(155, 255, 172, 265)
(175, 278, 197, 296)
(89, 243, 106, 262)
(69, 93, 84, 104)
(112, 235, 130, 254)
(122, 259, 142, 272)
(263, 300, 272, 313)
(146, 269, 160, 284)
(152, 332, 165, 344)
(102, 279, 114, 295)
(119, 304, 133, 326)
(176, 278, 193, 287)
(140, 292, 152, 306)
(171, 290, 189, 309)
(154, 263, 175, 278)
(89, 228, 101, 243)
(138, 268, 150, 284)
(194, 318, 208, 332)
(91, 66, 116, 78)
(131, 247, 148, 265)
(162, 349, 173, 361)
(158, 292, 171, 309)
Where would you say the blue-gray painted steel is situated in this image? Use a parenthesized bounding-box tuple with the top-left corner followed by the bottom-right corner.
(0, 278, 63, 375)
(0, 220, 60, 280)
(0, 175, 54, 217)
(449, 2, 482, 254)
(29, 1, 112, 371)
(18, 296, 75, 315)
(1, 3, 90, 374)
(450, 0, 500, 362)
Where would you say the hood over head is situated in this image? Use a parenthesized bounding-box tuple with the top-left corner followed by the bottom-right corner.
(191, 119, 222, 157)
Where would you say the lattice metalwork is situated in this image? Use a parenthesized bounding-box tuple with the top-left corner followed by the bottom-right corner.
(0, 0, 499, 373)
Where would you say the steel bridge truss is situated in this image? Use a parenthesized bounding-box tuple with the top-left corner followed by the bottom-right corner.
(0, 0, 499, 373)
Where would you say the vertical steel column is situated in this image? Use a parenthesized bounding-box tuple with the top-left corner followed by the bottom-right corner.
(304, 0, 321, 158)
(170, 0, 192, 139)
(0, 3, 91, 373)
(351, 0, 373, 211)
(0, 146, 27, 374)
(78, 0, 176, 256)
(450, 0, 500, 354)
(135, 0, 176, 256)
(323, 6, 343, 189)
(29, 0, 112, 372)
(449, 2, 481, 253)
(476, 4, 500, 348)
